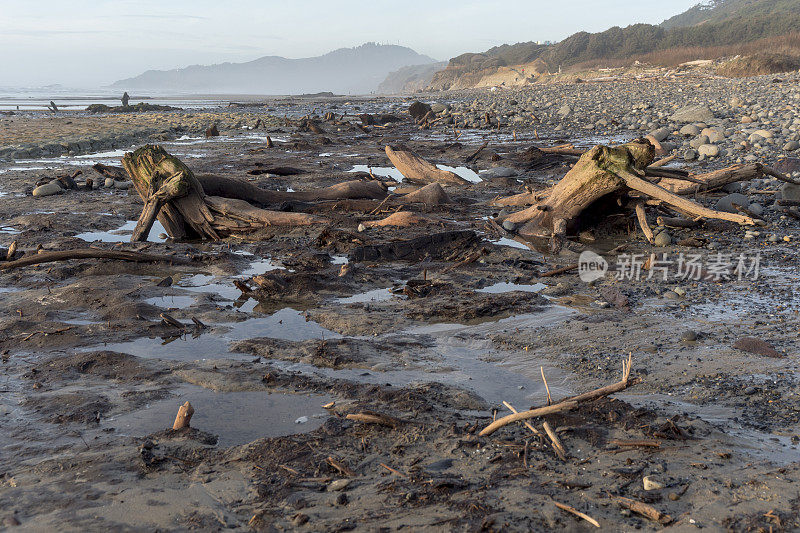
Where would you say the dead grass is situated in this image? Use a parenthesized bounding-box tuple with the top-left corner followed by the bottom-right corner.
(568, 32, 800, 73)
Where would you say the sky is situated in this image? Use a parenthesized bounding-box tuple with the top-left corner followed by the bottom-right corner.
(0, 0, 700, 88)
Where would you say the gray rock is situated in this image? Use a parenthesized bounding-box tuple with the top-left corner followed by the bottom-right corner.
(431, 103, 449, 114)
(697, 144, 719, 158)
(649, 127, 671, 142)
(557, 104, 572, 118)
(715, 193, 750, 213)
(690, 135, 710, 149)
(654, 231, 672, 246)
(680, 124, 701, 136)
(680, 330, 698, 342)
(783, 140, 800, 151)
(104, 177, 115, 188)
(502, 220, 516, 232)
(32, 181, 64, 197)
(683, 149, 697, 161)
(328, 479, 351, 492)
(701, 127, 724, 143)
(747, 203, 764, 217)
(722, 182, 742, 193)
(480, 167, 517, 179)
(671, 105, 714, 123)
(781, 182, 800, 202)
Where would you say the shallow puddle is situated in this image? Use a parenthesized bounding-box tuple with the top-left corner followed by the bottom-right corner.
(87, 308, 340, 361)
(348, 165, 405, 182)
(436, 165, 482, 183)
(144, 295, 195, 309)
(76, 220, 167, 243)
(477, 282, 546, 294)
(107, 385, 331, 446)
(336, 287, 394, 304)
(490, 237, 533, 250)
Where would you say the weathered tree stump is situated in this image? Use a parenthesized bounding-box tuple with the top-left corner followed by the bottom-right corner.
(123, 145, 327, 242)
(499, 140, 758, 251)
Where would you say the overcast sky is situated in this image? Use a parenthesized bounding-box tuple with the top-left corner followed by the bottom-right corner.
(1, 0, 700, 88)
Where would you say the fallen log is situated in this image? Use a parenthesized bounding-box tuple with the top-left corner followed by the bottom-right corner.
(196, 174, 387, 206)
(385, 145, 469, 186)
(0, 248, 190, 271)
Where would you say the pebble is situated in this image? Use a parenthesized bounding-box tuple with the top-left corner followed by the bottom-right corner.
(784, 140, 800, 151)
(680, 330, 698, 342)
(104, 177, 115, 188)
(643, 476, 664, 491)
(328, 479, 351, 492)
(747, 203, 763, 216)
(680, 124, 701, 136)
(502, 220, 516, 232)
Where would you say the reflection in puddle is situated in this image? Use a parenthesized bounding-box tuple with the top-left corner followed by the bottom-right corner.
(336, 288, 393, 304)
(348, 165, 405, 182)
(76, 220, 167, 243)
(108, 385, 331, 446)
(491, 237, 532, 250)
(144, 295, 195, 309)
(478, 282, 546, 294)
(0, 226, 21, 235)
(179, 274, 242, 301)
(436, 165, 482, 183)
(86, 308, 339, 361)
(348, 164, 481, 184)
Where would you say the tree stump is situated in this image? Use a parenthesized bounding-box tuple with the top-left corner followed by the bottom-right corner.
(500, 140, 758, 251)
(123, 145, 327, 242)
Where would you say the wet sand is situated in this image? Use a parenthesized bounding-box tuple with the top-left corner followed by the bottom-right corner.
(0, 84, 799, 531)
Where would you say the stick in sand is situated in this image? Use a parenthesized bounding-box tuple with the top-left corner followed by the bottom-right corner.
(173, 401, 194, 429)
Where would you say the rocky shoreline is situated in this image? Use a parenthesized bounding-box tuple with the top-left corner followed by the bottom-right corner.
(0, 78, 798, 530)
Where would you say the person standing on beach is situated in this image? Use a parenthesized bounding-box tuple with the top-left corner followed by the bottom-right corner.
(122, 92, 130, 107)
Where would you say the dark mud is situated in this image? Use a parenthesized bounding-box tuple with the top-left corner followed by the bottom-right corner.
(0, 86, 798, 531)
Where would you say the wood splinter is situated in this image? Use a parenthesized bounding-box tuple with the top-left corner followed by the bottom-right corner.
(172, 401, 194, 429)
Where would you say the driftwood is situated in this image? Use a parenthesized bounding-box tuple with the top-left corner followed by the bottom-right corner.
(385, 145, 469, 186)
(123, 145, 328, 241)
(362, 211, 449, 228)
(480, 355, 636, 437)
(0, 248, 189, 271)
(172, 401, 194, 429)
(658, 163, 763, 194)
(196, 174, 387, 206)
(93, 163, 128, 181)
(500, 141, 759, 246)
(614, 497, 672, 525)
